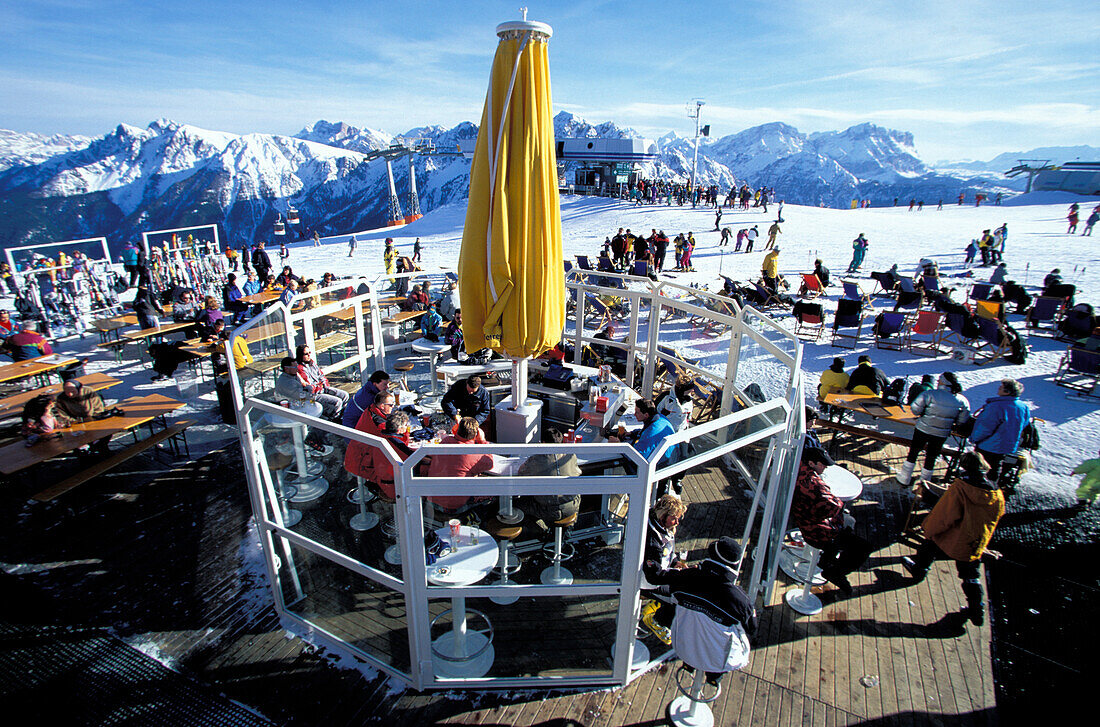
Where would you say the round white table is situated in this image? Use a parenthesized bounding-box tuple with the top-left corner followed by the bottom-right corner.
(411, 339, 452, 396)
(265, 401, 329, 502)
(428, 525, 498, 678)
(823, 465, 864, 502)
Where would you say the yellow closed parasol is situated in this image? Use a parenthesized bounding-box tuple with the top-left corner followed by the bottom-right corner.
(458, 13, 565, 363)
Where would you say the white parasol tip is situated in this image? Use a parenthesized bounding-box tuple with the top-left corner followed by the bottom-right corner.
(496, 15, 553, 39)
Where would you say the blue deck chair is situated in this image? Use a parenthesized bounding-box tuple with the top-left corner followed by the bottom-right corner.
(563, 260, 573, 273)
(874, 311, 907, 350)
(842, 280, 872, 307)
(968, 283, 994, 303)
(576, 255, 593, 270)
(973, 317, 1010, 366)
(893, 291, 922, 318)
(939, 311, 977, 349)
(632, 259, 650, 277)
(831, 298, 864, 349)
(1054, 347, 1100, 397)
(597, 256, 615, 273)
(870, 271, 897, 297)
(1026, 296, 1065, 335)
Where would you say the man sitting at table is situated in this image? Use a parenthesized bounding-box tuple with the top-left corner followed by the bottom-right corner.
(345, 410, 417, 500)
(790, 448, 872, 595)
(53, 379, 111, 454)
(343, 370, 391, 429)
(609, 398, 678, 489)
(357, 392, 395, 438)
(517, 426, 582, 530)
(426, 417, 495, 510)
(845, 355, 888, 396)
(6, 321, 53, 361)
(441, 375, 491, 427)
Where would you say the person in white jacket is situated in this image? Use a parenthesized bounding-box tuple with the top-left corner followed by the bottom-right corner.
(898, 371, 970, 486)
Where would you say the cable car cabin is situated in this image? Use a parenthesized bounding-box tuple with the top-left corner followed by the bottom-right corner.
(287, 208, 300, 224)
(273, 217, 286, 236)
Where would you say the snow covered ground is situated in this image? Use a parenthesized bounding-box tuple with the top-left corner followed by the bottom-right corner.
(19, 190, 1099, 502)
(283, 191, 1100, 499)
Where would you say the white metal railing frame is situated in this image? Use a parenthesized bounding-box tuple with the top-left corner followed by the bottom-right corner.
(228, 264, 806, 690)
(285, 281, 383, 378)
(399, 440, 652, 688)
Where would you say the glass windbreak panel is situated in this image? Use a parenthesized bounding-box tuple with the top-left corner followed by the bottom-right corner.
(427, 595, 617, 682)
(249, 406, 405, 579)
(235, 306, 292, 401)
(734, 331, 792, 403)
(415, 479, 630, 589)
(279, 538, 411, 674)
(661, 404, 785, 472)
(742, 309, 798, 363)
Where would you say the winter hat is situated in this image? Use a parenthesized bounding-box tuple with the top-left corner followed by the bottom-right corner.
(939, 371, 961, 394)
(802, 446, 835, 467)
(858, 355, 871, 365)
(830, 357, 846, 373)
(708, 537, 742, 569)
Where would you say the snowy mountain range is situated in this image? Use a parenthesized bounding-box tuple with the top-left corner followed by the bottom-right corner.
(0, 112, 1082, 253)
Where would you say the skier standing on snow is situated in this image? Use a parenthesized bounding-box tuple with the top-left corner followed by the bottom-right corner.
(744, 225, 758, 253)
(714, 208, 723, 231)
(847, 233, 868, 273)
(765, 221, 782, 250)
(312, 231, 321, 247)
(719, 227, 732, 246)
(279, 242, 289, 262)
(1067, 206, 1079, 234)
(413, 237, 422, 263)
(1083, 207, 1099, 237)
(348, 235, 357, 257)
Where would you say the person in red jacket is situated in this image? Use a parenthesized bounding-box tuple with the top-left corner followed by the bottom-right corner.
(356, 392, 395, 438)
(426, 417, 494, 510)
(344, 409, 415, 500)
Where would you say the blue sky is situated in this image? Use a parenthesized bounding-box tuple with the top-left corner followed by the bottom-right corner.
(1, 0, 1097, 161)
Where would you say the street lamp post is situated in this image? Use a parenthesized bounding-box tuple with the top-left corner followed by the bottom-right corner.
(688, 99, 705, 196)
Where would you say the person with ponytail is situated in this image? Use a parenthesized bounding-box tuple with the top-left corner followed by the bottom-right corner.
(897, 371, 970, 486)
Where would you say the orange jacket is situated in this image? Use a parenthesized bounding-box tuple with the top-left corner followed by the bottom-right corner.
(923, 477, 1004, 561)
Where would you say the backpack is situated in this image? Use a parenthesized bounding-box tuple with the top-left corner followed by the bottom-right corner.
(1003, 324, 1028, 365)
(1019, 420, 1040, 450)
(882, 377, 906, 405)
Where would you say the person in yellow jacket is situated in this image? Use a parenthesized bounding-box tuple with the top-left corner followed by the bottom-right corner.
(383, 238, 397, 283)
(761, 248, 780, 291)
(232, 334, 253, 370)
(817, 357, 849, 400)
(902, 452, 1005, 626)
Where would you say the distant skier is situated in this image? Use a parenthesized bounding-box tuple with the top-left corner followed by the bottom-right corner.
(1084, 208, 1099, 236)
(777, 200, 784, 222)
(765, 221, 782, 250)
(719, 227, 732, 246)
(734, 228, 747, 252)
(1067, 207, 1080, 234)
(413, 237, 422, 263)
(847, 233, 868, 273)
(348, 235, 358, 257)
(279, 242, 289, 262)
(383, 238, 397, 283)
(957, 192, 965, 205)
(714, 208, 723, 231)
(744, 225, 758, 253)
(312, 231, 321, 247)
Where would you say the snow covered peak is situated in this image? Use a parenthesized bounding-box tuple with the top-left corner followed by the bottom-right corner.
(808, 123, 925, 181)
(0, 129, 91, 172)
(295, 121, 392, 154)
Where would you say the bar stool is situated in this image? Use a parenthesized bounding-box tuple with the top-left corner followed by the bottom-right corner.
(540, 512, 578, 585)
(266, 449, 302, 527)
(375, 490, 402, 565)
(784, 545, 824, 615)
(484, 517, 523, 605)
(349, 476, 379, 532)
(668, 665, 722, 727)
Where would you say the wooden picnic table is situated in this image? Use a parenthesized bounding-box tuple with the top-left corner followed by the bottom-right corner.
(0, 393, 185, 476)
(0, 354, 80, 386)
(822, 392, 918, 427)
(121, 320, 196, 343)
(240, 289, 283, 306)
(382, 310, 427, 326)
(0, 372, 122, 421)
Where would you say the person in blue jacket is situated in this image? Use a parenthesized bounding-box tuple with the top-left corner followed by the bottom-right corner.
(610, 398, 679, 492)
(968, 378, 1031, 477)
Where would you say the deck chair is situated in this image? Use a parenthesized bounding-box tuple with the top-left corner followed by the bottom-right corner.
(792, 301, 826, 341)
(597, 256, 616, 273)
(939, 311, 978, 349)
(968, 283, 995, 303)
(563, 260, 573, 273)
(907, 310, 944, 356)
(576, 255, 593, 270)
(842, 280, 872, 307)
(632, 259, 650, 277)
(690, 380, 722, 423)
(921, 276, 942, 295)
(831, 298, 865, 349)
(1043, 283, 1076, 306)
(894, 291, 922, 317)
(751, 281, 787, 310)
(1053, 347, 1100, 397)
(975, 299, 1003, 322)
(798, 273, 825, 298)
(874, 311, 907, 350)
(870, 271, 898, 297)
(1057, 305, 1098, 342)
(973, 317, 1011, 366)
(584, 293, 613, 330)
(1025, 296, 1065, 335)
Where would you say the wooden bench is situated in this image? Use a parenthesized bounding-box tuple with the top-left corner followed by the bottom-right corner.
(96, 338, 130, 363)
(32, 420, 194, 501)
(314, 331, 355, 358)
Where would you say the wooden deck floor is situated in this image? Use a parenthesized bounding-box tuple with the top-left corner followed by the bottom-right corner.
(0, 429, 998, 725)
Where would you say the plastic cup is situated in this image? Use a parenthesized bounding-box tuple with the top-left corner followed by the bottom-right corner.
(448, 519, 461, 548)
